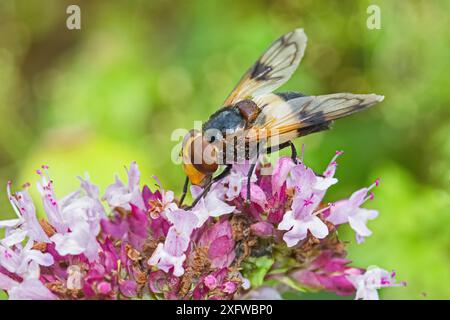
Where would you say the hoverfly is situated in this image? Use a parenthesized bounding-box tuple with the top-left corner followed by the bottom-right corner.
(180, 28, 383, 208)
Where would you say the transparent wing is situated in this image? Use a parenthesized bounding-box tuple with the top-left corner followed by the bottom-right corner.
(224, 92, 384, 151)
(223, 28, 307, 106)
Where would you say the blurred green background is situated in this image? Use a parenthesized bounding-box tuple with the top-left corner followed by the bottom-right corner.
(0, 0, 449, 300)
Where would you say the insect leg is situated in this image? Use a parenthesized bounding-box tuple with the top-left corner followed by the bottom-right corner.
(186, 165, 232, 210)
(288, 141, 298, 164)
(179, 176, 190, 206)
(266, 141, 298, 163)
(245, 162, 257, 204)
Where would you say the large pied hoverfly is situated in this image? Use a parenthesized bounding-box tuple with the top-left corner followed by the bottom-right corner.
(180, 28, 383, 207)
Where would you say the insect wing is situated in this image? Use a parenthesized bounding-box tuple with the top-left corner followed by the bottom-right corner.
(244, 92, 384, 149)
(223, 28, 307, 106)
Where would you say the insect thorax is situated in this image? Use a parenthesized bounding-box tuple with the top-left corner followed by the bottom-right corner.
(202, 106, 246, 141)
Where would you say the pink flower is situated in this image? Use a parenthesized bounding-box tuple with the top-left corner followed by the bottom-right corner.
(142, 185, 172, 237)
(166, 209, 198, 238)
(223, 281, 238, 294)
(250, 221, 274, 237)
(223, 171, 246, 200)
(290, 164, 321, 218)
(2, 183, 50, 245)
(326, 182, 379, 243)
(97, 281, 112, 295)
(101, 203, 149, 249)
(148, 210, 198, 276)
(103, 162, 145, 211)
(198, 219, 235, 268)
(147, 188, 178, 220)
(148, 242, 186, 277)
(45, 174, 107, 261)
(0, 240, 54, 276)
(291, 251, 363, 296)
(50, 220, 100, 262)
(273, 152, 346, 247)
(315, 151, 342, 194)
(239, 183, 267, 209)
(119, 280, 137, 297)
(0, 152, 403, 300)
(0, 262, 57, 300)
(277, 162, 335, 246)
(204, 275, 218, 290)
(271, 157, 296, 195)
(36, 168, 68, 233)
(347, 266, 405, 300)
(278, 210, 329, 247)
(191, 188, 235, 228)
(219, 165, 267, 208)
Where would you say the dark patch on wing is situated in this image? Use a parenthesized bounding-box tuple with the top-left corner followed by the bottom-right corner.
(298, 110, 328, 127)
(276, 91, 307, 101)
(297, 121, 332, 137)
(250, 61, 273, 81)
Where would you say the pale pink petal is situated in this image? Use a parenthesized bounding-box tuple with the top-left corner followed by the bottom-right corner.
(240, 183, 267, 208)
(348, 216, 372, 237)
(1, 229, 28, 247)
(127, 162, 140, 191)
(349, 188, 368, 207)
(0, 272, 18, 290)
(307, 216, 329, 239)
(148, 243, 186, 277)
(78, 175, 100, 198)
(283, 225, 307, 247)
(190, 185, 203, 199)
(205, 191, 235, 217)
(278, 210, 295, 231)
(315, 176, 338, 191)
(326, 199, 352, 225)
(272, 157, 295, 193)
(225, 172, 243, 200)
(165, 209, 198, 237)
(0, 219, 21, 228)
(8, 279, 58, 300)
(164, 227, 190, 256)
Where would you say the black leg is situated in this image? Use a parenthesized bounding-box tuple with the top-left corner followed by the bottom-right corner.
(266, 141, 290, 154)
(288, 141, 298, 164)
(186, 165, 232, 210)
(266, 141, 298, 163)
(179, 176, 189, 206)
(186, 182, 213, 210)
(245, 163, 257, 204)
(212, 164, 233, 182)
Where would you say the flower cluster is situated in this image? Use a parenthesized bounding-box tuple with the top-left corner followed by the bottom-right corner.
(0, 151, 405, 300)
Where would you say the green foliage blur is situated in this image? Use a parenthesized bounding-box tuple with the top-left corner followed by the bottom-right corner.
(0, 0, 448, 299)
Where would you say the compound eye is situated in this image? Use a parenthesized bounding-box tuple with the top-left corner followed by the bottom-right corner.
(188, 136, 218, 174)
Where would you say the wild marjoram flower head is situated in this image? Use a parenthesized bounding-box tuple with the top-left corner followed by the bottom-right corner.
(0, 153, 405, 300)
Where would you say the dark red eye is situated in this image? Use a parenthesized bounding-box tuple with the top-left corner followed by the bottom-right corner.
(188, 135, 218, 174)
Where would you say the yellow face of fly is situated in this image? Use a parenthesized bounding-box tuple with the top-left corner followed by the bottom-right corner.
(182, 162, 208, 186)
(181, 130, 214, 186)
